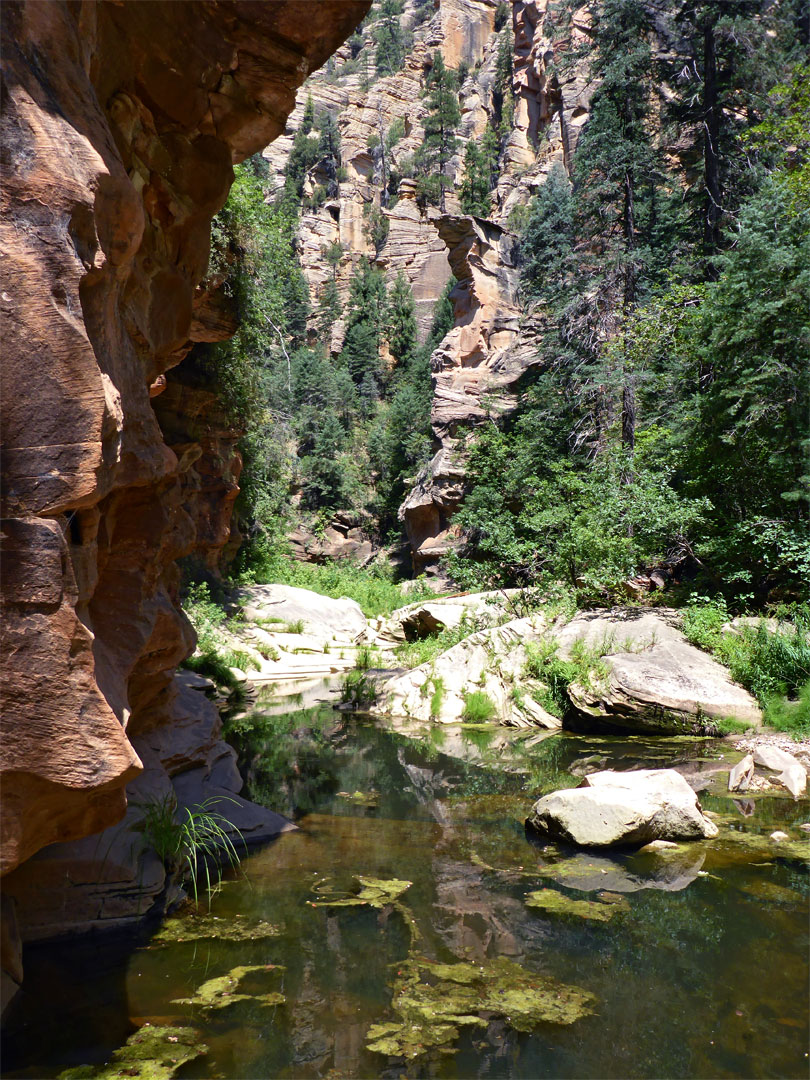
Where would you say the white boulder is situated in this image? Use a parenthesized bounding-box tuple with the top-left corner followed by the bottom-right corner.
(527, 768, 719, 847)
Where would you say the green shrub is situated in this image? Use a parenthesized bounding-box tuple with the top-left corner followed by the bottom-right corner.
(683, 600, 810, 736)
(522, 639, 576, 718)
(340, 668, 376, 707)
(461, 690, 497, 724)
(764, 680, 810, 737)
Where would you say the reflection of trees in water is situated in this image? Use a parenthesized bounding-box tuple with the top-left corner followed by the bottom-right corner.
(228, 704, 343, 818)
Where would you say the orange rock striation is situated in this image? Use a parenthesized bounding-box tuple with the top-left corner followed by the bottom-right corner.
(0, 0, 368, 1008)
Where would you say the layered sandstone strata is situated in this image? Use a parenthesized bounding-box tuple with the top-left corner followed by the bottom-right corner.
(0, 0, 368, 1010)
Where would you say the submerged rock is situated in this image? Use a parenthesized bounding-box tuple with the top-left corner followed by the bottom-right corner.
(57, 1024, 207, 1079)
(533, 845, 708, 894)
(525, 887, 629, 921)
(310, 875, 412, 908)
(172, 964, 285, 1011)
(366, 955, 595, 1060)
(527, 768, 718, 847)
(150, 912, 280, 946)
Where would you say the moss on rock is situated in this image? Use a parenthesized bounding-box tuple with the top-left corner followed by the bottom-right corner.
(172, 964, 285, 1011)
(58, 1024, 207, 1079)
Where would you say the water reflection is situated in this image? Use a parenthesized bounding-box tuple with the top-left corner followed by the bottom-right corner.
(3, 695, 808, 1080)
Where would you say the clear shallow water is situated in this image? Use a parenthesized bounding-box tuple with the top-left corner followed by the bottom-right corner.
(3, 688, 809, 1080)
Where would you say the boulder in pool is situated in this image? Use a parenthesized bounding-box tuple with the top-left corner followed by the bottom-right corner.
(526, 768, 718, 847)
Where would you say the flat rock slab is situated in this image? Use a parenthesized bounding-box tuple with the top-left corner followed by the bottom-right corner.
(527, 768, 718, 847)
(237, 583, 367, 641)
(557, 611, 761, 735)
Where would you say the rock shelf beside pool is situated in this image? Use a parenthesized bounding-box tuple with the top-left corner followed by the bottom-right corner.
(526, 768, 719, 847)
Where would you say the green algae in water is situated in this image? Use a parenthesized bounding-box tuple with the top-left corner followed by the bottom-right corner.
(525, 887, 629, 921)
(150, 912, 280, 945)
(172, 964, 285, 1011)
(57, 1025, 207, 1080)
(336, 789, 380, 807)
(366, 955, 595, 1060)
(310, 875, 412, 908)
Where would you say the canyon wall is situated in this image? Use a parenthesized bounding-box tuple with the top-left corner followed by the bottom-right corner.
(0, 0, 368, 1011)
(265, 0, 593, 571)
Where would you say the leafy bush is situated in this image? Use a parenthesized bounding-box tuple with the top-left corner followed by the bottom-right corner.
(340, 668, 377, 707)
(461, 690, 497, 724)
(181, 582, 252, 690)
(683, 599, 810, 735)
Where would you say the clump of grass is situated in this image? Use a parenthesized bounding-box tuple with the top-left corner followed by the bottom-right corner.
(356, 643, 380, 671)
(763, 680, 810, 737)
(282, 618, 306, 635)
(181, 581, 254, 689)
(340, 668, 376, 708)
(522, 635, 613, 719)
(134, 795, 245, 906)
(523, 639, 577, 719)
(461, 690, 497, 724)
(429, 677, 445, 720)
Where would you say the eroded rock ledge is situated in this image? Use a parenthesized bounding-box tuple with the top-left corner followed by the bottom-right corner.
(0, 0, 368, 1008)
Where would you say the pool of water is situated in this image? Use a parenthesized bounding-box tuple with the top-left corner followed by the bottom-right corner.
(3, 688, 809, 1079)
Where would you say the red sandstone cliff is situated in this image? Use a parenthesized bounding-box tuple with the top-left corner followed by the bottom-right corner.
(0, 0, 368, 1010)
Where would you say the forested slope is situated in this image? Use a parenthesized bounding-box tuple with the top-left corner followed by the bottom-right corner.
(192, 0, 808, 612)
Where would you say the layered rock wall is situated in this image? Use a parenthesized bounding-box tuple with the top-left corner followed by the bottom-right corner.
(0, 0, 368, 1009)
(400, 0, 594, 568)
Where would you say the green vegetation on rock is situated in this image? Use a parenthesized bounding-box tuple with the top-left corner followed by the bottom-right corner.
(58, 1025, 208, 1080)
(525, 887, 629, 922)
(172, 964, 285, 1011)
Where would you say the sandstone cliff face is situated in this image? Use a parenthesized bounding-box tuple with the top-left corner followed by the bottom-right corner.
(263, 0, 500, 346)
(0, 0, 368, 1005)
(397, 0, 592, 568)
(264, 0, 592, 571)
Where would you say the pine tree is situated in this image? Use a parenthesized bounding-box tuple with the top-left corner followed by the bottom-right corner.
(459, 126, 499, 216)
(520, 163, 574, 300)
(386, 271, 417, 366)
(318, 110, 341, 163)
(494, 20, 514, 148)
(316, 278, 342, 343)
(374, 0, 407, 76)
(300, 94, 315, 136)
(419, 52, 461, 211)
(341, 258, 388, 399)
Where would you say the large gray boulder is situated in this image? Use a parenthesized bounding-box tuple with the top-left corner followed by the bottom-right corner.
(527, 768, 719, 847)
(236, 583, 367, 642)
(556, 611, 761, 735)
